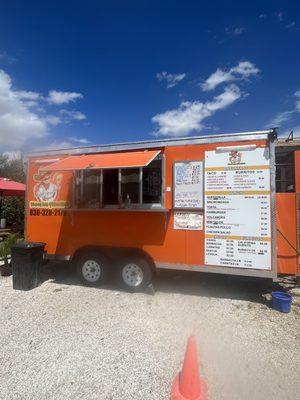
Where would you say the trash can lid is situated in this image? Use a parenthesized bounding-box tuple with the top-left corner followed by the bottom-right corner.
(11, 242, 46, 254)
(11, 242, 45, 249)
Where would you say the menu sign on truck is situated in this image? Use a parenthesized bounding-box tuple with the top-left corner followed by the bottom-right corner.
(204, 147, 271, 270)
(174, 161, 203, 209)
(174, 211, 203, 230)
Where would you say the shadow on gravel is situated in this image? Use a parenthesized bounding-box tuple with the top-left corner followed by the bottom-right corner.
(155, 269, 283, 304)
(41, 261, 284, 305)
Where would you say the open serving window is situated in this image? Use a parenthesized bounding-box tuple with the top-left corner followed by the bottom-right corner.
(41, 149, 164, 210)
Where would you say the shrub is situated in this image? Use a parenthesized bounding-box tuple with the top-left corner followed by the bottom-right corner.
(0, 233, 22, 275)
(1, 197, 25, 227)
(0, 154, 25, 228)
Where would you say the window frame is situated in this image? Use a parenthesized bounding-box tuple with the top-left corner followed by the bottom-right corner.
(73, 154, 165, 210)
(275, 150, 295, 193)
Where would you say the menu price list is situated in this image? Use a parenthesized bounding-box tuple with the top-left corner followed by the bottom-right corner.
(205, 237, 271, 270)
(204, 147, 272, 270)
(205, 194, 271, 238)
(205, 168, 270, 192)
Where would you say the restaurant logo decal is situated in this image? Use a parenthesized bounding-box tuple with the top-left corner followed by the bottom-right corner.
(29, 171, 70, 209)
(228, 151, 242, 165)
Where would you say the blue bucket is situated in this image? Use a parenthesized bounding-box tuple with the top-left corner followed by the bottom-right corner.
(271, 291, 292, 313)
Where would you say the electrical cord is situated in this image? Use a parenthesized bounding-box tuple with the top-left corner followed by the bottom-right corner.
(277, 228, 300, 256)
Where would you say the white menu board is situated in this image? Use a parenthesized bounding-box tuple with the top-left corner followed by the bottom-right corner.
(174, 211, 203, 230)
(174, 161, 203, 209)
(204, 147, 271, 270)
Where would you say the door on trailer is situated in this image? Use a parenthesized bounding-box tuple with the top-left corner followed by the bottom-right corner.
(295, 150, 300, 276)
(275, 148, 299, 275)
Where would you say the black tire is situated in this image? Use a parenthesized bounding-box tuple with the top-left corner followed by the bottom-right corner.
(76, 252, 109, 287)
(118, 256, 153, 292)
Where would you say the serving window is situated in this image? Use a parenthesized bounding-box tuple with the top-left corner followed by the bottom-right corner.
(121, 168, 140, 204)
(103, 169, 118, 205)
(74, 156, 163, 209)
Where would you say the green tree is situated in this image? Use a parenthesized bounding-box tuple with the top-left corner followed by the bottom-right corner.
(0, 154, 25, 183)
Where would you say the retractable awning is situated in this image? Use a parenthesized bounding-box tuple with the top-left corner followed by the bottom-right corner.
(41, 150, 161, 171)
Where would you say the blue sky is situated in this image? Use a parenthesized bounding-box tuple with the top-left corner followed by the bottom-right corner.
(0, 1, 300, 153)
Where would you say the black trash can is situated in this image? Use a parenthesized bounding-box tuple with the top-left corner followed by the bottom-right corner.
(11, 242, 45, 291)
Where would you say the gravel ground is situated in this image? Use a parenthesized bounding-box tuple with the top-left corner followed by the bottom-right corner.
(0, 265, 299, 400)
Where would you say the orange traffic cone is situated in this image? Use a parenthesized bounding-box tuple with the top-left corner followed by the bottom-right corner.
(170, 336, 207, 400)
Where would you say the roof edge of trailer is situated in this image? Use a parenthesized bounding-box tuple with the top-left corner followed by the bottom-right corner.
(25, 129, 276, 158)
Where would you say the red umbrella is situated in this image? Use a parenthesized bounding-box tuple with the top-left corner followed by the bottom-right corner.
(0, 178, 26, 225)
(0, 177, 26, 197)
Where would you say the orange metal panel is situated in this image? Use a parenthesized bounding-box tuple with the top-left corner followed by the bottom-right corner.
(26, 138, 276, 274)
(276, 193, 298, 274)
(295, 151, 300, 193)
(40, 150, 161, 171)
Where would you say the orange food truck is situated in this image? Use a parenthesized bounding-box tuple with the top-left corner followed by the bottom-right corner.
(24, 129, 300, 289)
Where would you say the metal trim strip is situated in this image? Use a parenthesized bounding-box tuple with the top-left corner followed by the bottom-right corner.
(25, 130, 274, 158)
(269, 138, 278, 278)
(24, 158, 29, 240)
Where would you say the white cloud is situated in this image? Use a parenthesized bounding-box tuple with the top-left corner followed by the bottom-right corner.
(0, 69, 88, 151)
(259, 14, 267, 21)
(0, 51, 17, 65)
(59, 109, 86, 121)
(15, 90, 40, 101)
(152, 84, 241, 137)
(267, 90, 300, 128)
(0, 69, 48, 150)
(286, 21, 296, 29)
(277, 11, 283, 22)
(267, 110, 295, 127)
(23, 100, 39, 107)
(201, 69, 232, 92)
(47, 90, 83, 105)
(232, 62, 259, 77)
(37, 137, 91, 151)
(43, 110, 87, 126)
(225, 26, 244, 36)
(201, 61, 259, 91)
(14, 91, 41, 108)
(42, 115, 62, 126)
(68, 136, 91, 144)
(41, 141, 74, 150)
(156, 72, 187, 88)
(233, 27, 244, 35)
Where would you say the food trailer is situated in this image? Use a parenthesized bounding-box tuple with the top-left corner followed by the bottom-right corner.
(24, 129, 300, 289)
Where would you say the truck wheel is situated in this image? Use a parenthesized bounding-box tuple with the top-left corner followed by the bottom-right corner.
(76, 253, 109, 286)
(118, 257, 152, 291)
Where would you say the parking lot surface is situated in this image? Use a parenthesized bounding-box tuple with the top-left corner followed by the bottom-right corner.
(0, 265, 299, 400)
